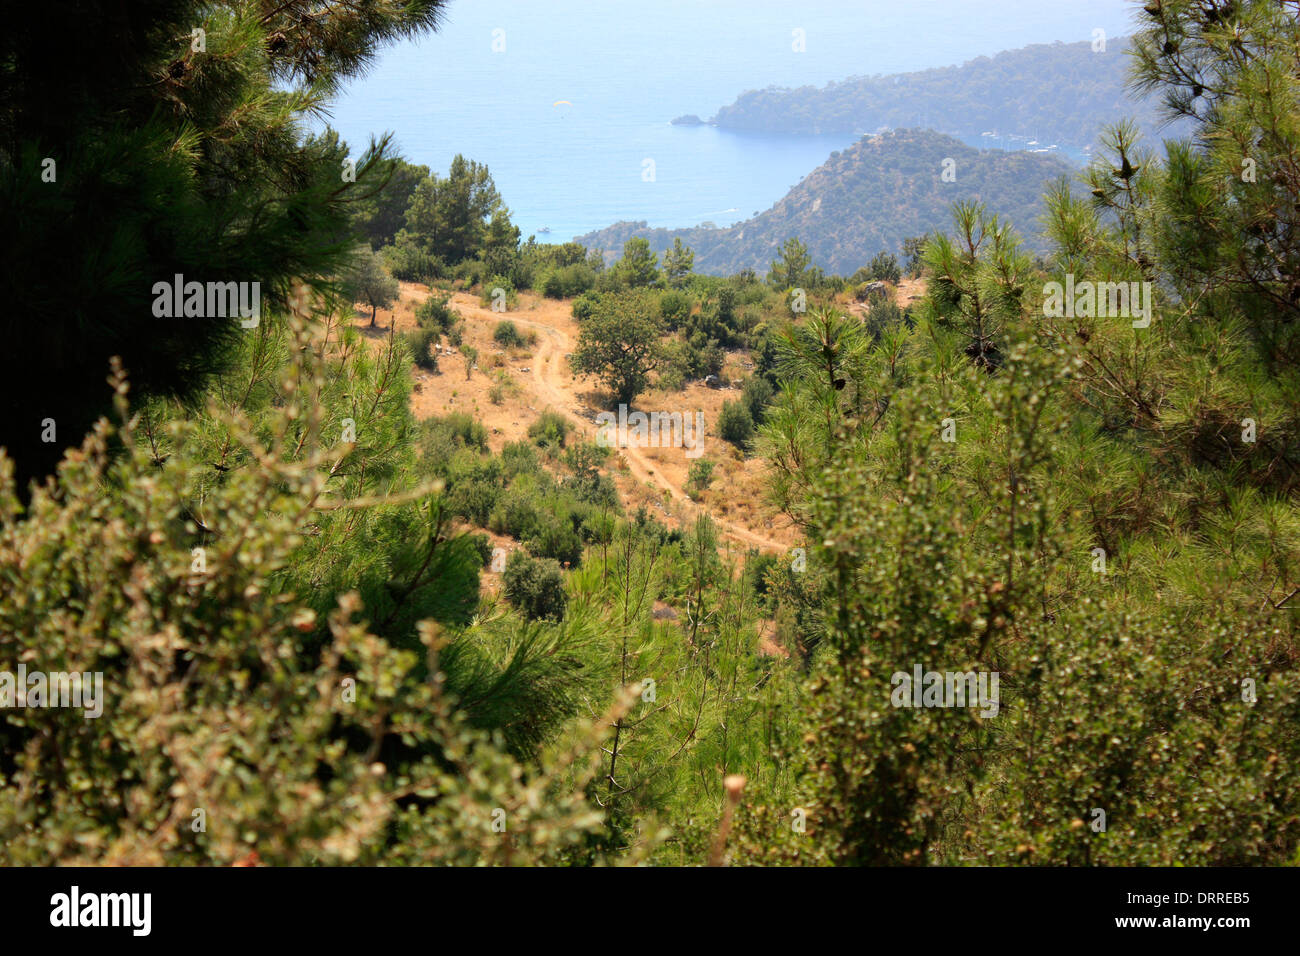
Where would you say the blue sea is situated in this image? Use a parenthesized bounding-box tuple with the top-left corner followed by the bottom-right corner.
(323, 0, 1140, 243)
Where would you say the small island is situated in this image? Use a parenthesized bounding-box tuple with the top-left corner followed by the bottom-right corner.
(670, 114, 707, 126)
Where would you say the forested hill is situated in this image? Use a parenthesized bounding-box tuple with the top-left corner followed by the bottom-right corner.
(578, 129, 1075, 275)
(709, 38, 1187, 149)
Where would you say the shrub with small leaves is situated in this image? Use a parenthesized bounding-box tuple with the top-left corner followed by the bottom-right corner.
(0, 330, 616, 865)
(405, 328, 440, 371)
(493, 320, 526, 348)
(686, 459, 715, 499)
(503, 552, 568, 622)
(718, 400, 754, 447)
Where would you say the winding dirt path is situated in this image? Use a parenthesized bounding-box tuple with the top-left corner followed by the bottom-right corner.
(428, 288, 789, 554)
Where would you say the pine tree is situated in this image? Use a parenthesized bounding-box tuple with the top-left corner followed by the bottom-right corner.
(0, 0, 452, 491)
(768, 237, 813, 289)
(663, 237, 696, 287)
(401, 155, 509, 265)
(740, 0, 1300, 865)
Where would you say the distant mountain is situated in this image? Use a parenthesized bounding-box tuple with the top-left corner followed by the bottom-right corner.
(709, 38, 1188, 151)
(578, 129, 1076, 276)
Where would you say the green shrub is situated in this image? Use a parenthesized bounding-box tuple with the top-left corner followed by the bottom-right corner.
(489, 486, 542, 540)
(525, 514, 584, 567)
(685, 335, 726, 380)
(528, 409, 572, 450)
(448, 477, 500, 527)
(658, 290, 693, 330)
(864, 297, 905, 338)
(571, 292, 602, 321)
(404, 329, 440, 371)
(468, 532, 495, 567)
(562, 440, 610, 480)
(745, 551, 779, 602)
(500, 440, 542, 479)
(741, 375, 774, 425)
(385, 240, 443, 283)
(415, 294, 459, 334)
(493, 320, 526, 348)
(502, 552, 568, 622)
(686, 459, 715, 499)
(540, 263, 597, 298)
(429, 412, 489, 452)
(656, 340, 692, 392)
(453, 259, 485, 287)
(0, 340, 605, 865)
(718, 400, 754, 447)
(594, 269, 624, 294)
(489, 370, 518, 405)
(658, 366, 687, 392)
(866, 251, 902, 283)
(567, 472, 620, 511)
(733, 280, 771, 308)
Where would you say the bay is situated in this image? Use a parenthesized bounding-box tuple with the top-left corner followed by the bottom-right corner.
(324, 0, 1139, 242)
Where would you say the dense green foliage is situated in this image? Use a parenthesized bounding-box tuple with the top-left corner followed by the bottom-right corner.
(6, 0, 1300, 870)
(0, 315, 616, 863)
(503, 553, 568, 622)
(571, 291, 665, 404)
(493, 320, 526, 349)
(0, 0, 449, 490)
(401, 155, 509, 266)
(718, 399, 755, 447)
(736, 0, 1300, 865)
(346, 151, 430, 250)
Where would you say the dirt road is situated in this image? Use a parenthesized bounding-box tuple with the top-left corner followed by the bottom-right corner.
(432, 289, 789, 554)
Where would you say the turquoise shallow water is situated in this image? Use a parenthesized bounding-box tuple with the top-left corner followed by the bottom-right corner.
(323, 0, 1138, 242)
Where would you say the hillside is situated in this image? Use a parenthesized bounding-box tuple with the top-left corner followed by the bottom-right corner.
(353, 283, 799, 554)
(708, 37, 1189, 148)
(11, 0, 1300, 887)
(578, 129, 1075, 275)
